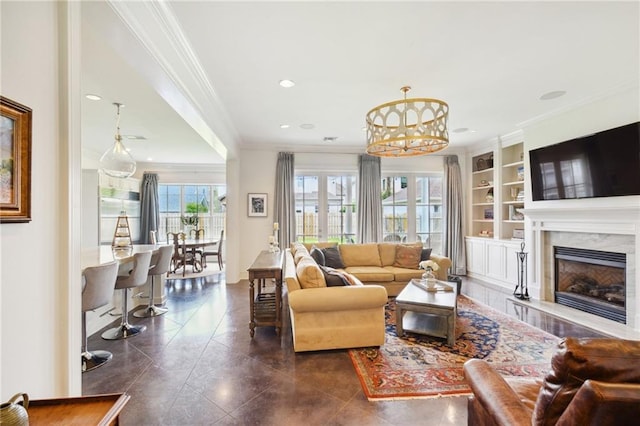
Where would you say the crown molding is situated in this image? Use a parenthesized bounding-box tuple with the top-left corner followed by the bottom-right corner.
(106, 0, 238, 159)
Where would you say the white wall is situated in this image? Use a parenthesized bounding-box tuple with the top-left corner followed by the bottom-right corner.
(1, 1, 79, 399)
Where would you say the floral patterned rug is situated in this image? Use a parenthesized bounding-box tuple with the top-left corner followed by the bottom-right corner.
(349, 295, 559, 400)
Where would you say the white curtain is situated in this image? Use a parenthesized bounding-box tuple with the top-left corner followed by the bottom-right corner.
(274, 152, 296, 246)
(357, 154, 382, 243)
(139, 172, 159, 244)
(443, 155, 466, 275)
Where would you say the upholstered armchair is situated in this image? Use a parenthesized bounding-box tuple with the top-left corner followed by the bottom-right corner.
(463, 337, 640, 426)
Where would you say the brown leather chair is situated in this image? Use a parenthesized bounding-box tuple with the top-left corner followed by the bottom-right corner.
(463, 337, 640, 426)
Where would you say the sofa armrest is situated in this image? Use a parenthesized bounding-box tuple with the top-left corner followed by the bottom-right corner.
(288, 285, 387, 313)
(429, 253, 452, 280)
(463, 359, 532, 426)
(556, 380, 640, 426)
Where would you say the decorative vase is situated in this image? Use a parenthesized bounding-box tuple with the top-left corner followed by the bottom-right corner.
(0, 393, 29, 426)
(422, 270, 437, 288)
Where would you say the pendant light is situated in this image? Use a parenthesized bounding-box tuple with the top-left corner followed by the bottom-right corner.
(99, 102, 136, 178)
(365, 86, 449, 157)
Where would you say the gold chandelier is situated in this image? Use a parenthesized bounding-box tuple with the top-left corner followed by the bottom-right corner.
(365, 86, 449, 157)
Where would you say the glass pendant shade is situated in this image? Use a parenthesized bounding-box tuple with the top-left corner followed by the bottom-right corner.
(100, 135, 136, 178)
(99, 102, 136, 179)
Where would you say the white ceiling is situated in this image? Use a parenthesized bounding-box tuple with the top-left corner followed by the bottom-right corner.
(80, 1, 639, 166)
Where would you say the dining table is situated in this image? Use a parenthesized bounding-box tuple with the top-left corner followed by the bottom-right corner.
(169, 237, 220, 274)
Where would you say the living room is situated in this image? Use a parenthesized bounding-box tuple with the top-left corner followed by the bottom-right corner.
(1, 0, 639, 419)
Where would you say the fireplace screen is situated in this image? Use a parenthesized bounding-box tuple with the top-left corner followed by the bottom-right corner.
(554, 246, 626, 323)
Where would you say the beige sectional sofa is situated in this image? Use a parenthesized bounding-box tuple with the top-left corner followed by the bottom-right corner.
(284, 242, 452, 352)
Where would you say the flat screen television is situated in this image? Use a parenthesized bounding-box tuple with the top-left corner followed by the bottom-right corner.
(529, 121, 640, 201)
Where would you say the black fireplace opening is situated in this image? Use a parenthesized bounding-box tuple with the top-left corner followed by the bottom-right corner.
(554, 246, 626, 324)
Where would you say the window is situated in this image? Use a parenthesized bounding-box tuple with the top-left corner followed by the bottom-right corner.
(382, 174, 442, 253)
(158, 184, 226, 241)
(295, 174, 356, 243)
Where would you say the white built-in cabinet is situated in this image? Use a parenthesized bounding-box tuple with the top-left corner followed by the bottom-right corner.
(466, 138, 525, 290)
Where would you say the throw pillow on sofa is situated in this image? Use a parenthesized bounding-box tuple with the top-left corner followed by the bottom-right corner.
(296, 256, 326, 289)
(421, 248, 433, 261)
(323, 246, 346, 269)
(393, 244, 422, 269)
(310, 245, 326, 266)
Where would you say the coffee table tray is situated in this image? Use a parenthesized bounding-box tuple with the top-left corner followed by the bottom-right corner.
(410, 278, 454, 292)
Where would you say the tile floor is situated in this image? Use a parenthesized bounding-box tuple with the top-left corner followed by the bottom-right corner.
(82, 274, 605, 425)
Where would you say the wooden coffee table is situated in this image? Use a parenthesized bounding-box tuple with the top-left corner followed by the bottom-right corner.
(395, 279, 457, 345)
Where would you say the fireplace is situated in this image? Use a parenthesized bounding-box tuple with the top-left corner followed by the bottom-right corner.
(554, 246, 626, 324)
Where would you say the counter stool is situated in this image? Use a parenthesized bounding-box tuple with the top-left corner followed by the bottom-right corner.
(101, 251, 152, 340)
(133, 245, 173, 318)
(81, 261, 118, 372)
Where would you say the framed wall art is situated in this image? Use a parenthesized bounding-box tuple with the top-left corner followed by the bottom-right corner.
(1, 96, 32, 223)
(247, 193, 267, 217)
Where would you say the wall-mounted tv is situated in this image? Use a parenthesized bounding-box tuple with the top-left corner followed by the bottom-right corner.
(529, 121, 640, 201)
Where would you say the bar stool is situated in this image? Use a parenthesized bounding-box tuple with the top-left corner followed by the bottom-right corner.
(81, 261, 118, 372)
(133, 245, 173, 318)
(101, 251, 152, 340)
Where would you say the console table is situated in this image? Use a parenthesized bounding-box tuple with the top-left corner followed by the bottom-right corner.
(247, 250, 284, 337)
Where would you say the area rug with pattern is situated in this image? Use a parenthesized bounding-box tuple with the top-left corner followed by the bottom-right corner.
(349, 295, 559, 400)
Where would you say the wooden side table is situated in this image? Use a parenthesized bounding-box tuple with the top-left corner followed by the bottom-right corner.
(247, 250, 284, 337)
(27, 393, 130, 425)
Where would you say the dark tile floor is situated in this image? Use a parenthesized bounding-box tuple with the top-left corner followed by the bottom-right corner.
(82, 274, 605, 425)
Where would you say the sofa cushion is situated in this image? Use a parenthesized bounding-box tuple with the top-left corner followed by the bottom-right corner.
(290, 242, 308, 256)
(319, 265, 349, 287)
(344, 266, 394, 282)
(387, 266, 424, 282)
(339, 243, 382, 267)
(393, 244, 422, 269)
(533, 337, 640, 426)
(378, 242, 422, 266)
(296, 256, 326, 289)
(310, 245, 326, 266)
(323, 246, 346, 269)
(421, 248, 433, 261)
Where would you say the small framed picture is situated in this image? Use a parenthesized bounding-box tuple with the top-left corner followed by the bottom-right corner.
(248, 193, 267, 217)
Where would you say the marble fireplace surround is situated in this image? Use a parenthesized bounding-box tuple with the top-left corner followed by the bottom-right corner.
(523, 205, 640, 339)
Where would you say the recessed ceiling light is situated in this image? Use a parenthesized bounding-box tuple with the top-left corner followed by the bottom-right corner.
(280, 124, 290, 129)
(300, 123, 315, 130)
(453, 127, 469, 133)
(85, 94, 102, 101)
(540, 90, 567, 100)
(323, 136, 338, 142)
(361, 127, 367, 132)
(279, 79, 295, 88)
(147, 157, 153, 161)
(124, 135, 147, 140)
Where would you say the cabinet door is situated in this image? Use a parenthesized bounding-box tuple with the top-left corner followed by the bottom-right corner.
(485, 241, 506, 280)
(466, 238, 486, 275)
(504, 242, 521, 286)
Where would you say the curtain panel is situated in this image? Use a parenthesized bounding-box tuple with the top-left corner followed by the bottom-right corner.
(139, 172, 159, 244)
(274, 152, 296, 247)
(357, 154, 382, 243)
(443, 155, 466, 275)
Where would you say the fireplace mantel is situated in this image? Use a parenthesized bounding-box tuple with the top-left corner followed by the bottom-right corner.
(522, 203, 640, 334)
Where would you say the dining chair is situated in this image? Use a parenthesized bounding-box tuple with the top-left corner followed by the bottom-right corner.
(202, 229, 224, 270)
(101, 251, 152, 340)
(133, 245, 173, 318)
(81, 261, 118, 372)
(167, 231, 199, 276)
